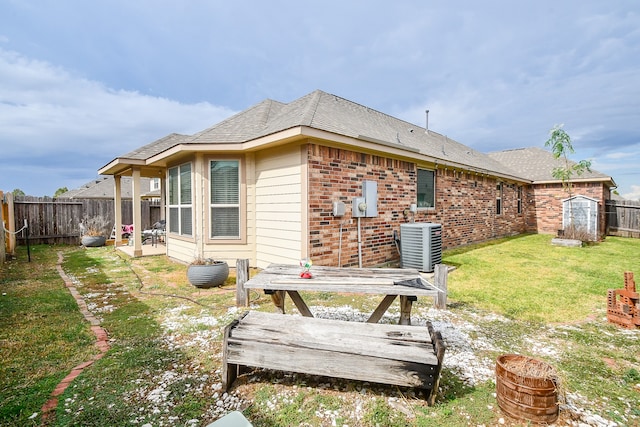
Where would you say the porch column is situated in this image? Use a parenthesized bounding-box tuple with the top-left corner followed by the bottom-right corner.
(132, 167, 143, 257)
(160, 173, 166, 221)
(114, 176, 123, 246)
(194, 153, 204, 258)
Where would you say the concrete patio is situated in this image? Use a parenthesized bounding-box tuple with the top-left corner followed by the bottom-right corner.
(113, 242, 166, 257)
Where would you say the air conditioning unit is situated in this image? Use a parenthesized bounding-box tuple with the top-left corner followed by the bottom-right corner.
(400, 223, 442, 272)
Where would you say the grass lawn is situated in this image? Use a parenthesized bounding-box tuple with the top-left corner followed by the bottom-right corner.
(0, 234, 639, 426)
(444, 234, 640, 323)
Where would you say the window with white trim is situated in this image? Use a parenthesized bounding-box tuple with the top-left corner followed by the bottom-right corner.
(150, 178, 160, 191)
(517, 186, 523, 214)
(417, 169, 435, 208)
(210, 160, 240, 239)
(168, 163, 193, 236)
(496, 182, 503, 215)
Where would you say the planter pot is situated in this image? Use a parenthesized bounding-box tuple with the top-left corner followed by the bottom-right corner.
(187, 262, 229, 288)
(496, 354, 559, 424)
(81, 235, 106, 247)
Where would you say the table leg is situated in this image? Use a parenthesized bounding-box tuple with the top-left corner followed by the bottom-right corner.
(367, 295, 397, 323)
(287, 291, 314, 317)
(268, 290, 286, 314)
(399, 295, 417, 325)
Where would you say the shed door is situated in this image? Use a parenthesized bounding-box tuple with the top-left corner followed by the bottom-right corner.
(563, 198, 597, 239)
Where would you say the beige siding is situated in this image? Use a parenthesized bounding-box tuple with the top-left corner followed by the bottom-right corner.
(255, 146, 304, 268)
(166, 236, 196, 264)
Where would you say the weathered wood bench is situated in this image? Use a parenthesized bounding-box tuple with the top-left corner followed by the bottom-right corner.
(222, 311, 446, 404)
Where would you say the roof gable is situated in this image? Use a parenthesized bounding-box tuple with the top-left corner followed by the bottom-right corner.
(185, 90, 521, 178)
(109, 90, 618, 185)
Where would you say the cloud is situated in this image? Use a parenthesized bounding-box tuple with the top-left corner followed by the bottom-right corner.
(1, 1, 639, 197)
(622, 185, 640, 201)
(0, 48, 236, 195)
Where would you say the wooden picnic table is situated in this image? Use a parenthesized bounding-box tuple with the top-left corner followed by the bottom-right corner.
(243, 264, 444, 325)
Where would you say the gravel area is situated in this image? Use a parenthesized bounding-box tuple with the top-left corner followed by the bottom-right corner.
(151, 303, 625, 427)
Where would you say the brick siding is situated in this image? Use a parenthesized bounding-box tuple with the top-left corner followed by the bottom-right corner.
(307, 144, 533, 267)
(530, 182, 609, 237)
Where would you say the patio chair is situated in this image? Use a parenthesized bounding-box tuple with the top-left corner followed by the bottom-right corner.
(142, 220, 166, 246)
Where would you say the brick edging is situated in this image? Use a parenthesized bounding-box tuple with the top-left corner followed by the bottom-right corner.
(40, 252, 111, 425)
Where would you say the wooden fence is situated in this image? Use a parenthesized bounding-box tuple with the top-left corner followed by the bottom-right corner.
(10, 196, 162, 245)
(606, 199, 640, 238)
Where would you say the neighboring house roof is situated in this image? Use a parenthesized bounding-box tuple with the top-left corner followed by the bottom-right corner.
(58, 176, 159, 199)
(487, 147, 614, 185)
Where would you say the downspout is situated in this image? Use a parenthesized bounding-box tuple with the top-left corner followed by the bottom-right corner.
(338, 221, 343, 267)
(357, 216, 362, 268)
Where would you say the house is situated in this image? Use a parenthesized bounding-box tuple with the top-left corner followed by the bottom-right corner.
(59, 176, 161, 200)
(487, 147, 614, 237)
(98, 90, 615, 267)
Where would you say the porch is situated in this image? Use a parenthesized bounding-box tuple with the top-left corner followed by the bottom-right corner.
(113, 242, 166, 257)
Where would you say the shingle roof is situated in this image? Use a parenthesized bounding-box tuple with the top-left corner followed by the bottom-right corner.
(184, 90, 522, 178)
(487, 147, 611, 182)
(121, 133, 190, 160)
(107, 90, 612, 186)
(58, 176, 156, 199)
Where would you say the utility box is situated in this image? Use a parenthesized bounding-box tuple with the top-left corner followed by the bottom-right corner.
(400, 223, 442, 273)
(352, 197, 366, 218)
(333, 201, 346, 217)
(362, 180, 378, 217)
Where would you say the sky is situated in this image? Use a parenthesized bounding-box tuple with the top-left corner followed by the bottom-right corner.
(1, 1, 639, 199)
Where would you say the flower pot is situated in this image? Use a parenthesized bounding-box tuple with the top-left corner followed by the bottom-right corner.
(496, 354, 559, 424)
(81, 235, 106, 247)
(187, 262, 229, 288)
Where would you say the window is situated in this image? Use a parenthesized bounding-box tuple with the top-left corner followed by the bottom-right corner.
(150, 178, 160, 191)
(210, 160, 240, 239)
(517, 186, 522, 214)
(417, 169, 435, 208)
(496, 182, 503, 215)
(168, 163, 192, 236)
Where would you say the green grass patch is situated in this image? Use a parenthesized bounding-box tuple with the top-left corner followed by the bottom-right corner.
(2, 236, 640, 426)
(0, 246, 97, 426)
(443, 234, 640, 323)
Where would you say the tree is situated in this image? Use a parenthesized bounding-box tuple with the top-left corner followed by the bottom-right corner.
(544, 124, 592, 238)
(12, 188, 25, 197)
(54, 187, 69, 198)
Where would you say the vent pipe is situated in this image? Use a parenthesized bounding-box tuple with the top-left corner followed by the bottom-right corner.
(425, 110, 430, 132)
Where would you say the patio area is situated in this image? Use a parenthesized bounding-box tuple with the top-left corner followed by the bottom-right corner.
(113, 242, 166, 257)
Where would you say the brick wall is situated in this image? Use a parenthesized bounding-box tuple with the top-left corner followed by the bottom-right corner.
(307, 144, 532, 267)
(432, 169, 530, 245)
(530, 182, 609, 237)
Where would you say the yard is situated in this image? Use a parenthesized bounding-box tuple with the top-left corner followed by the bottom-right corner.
(1, 234, 639, 426)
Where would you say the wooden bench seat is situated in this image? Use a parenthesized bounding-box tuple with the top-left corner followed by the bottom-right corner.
(222, 311, 446, 404)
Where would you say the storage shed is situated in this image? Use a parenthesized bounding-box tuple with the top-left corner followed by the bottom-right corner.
(562, 195, 599, 240)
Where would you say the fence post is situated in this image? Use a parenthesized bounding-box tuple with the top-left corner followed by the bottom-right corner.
(434, 264, 448, 309)
(0, 191, 5, 264)
(236, 259, 250, 307)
